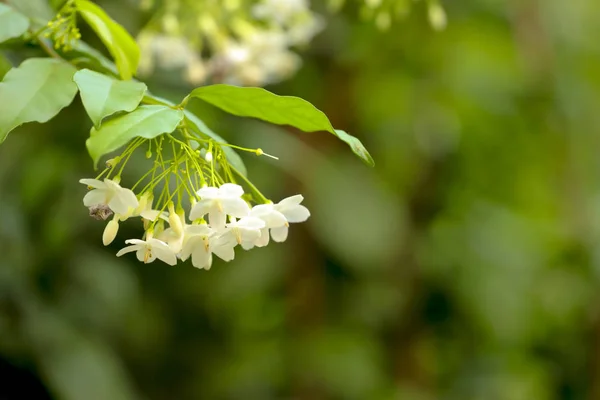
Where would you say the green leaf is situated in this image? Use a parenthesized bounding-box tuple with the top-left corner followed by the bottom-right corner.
(186, 84, 374, 167)
(75, 0, 140, 80)
(0, 4, 30, 43)
(143, 93, 248, 177)
(0, 58, 78, 143)
(86, 105, 183, 167)
(74, 69, 147, 128)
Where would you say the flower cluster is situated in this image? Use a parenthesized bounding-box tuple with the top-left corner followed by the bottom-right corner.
(136, 0, 323, 86)
(80, 134, 309, 270)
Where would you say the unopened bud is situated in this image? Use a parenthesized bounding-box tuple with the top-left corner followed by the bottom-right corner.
(168, 203, 184, 237)
(145, 150, 152, 159)
(102, 219, 119, 246)
(205, 151, 213, 163)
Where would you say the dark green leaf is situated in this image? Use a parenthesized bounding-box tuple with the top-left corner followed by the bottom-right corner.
(0, 4, 30, 43)
(74, 69, 147, 128)
(75, 0, 140, 80)
(86, 105, 183, 167)
(0, 58, 78, 143)
(186, 84, 374, 166)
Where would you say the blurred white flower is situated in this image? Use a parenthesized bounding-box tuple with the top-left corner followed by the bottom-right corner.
(116, 237, 177, 265)
(253, 0, 309, 25)
(80, 178, 138, 215)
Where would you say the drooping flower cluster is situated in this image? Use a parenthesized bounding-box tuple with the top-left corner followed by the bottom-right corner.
(80, 133, 309, 270)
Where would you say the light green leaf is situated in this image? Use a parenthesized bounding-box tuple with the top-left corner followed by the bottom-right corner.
(75, 0, 140, 80)
(0, 4, 30, 43)
(74, 69, 147, 128)
(186, 84, 374, 166)
(0, 58, 77, 143)
(86, 105, 183, 167)
(144, 94, 248, 177)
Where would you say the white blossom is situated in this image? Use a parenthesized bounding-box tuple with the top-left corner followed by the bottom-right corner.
(248, 203, 287, 248)
(216, 216, 266, 251)
(270, 195, 310, 242)
(189, 184, 250, 230)
(116, 237, 177, 266)
(80, 178, 138, 215)
(179, 224, 215, 269)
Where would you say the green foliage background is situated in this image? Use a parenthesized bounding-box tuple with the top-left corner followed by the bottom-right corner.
(2, 0, 600, 399)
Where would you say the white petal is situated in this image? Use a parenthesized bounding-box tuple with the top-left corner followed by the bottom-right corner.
(212, 243, 235, 262)
(116, 244, 140, 257)
(180, 235, 201, 261)
(277, 194, 304, 208)
(241, 227, 262, 243)
(191, 246, 212, 269)
(265, 210, 287, 227)
(79, 178, 106, 189)
(124, 239, 145, 245)
(254, 228, 270, 247)
(219, 183, 244, 198)
(221, 198, 250, 217)
(238, 216, 266, 230)
(186, 224, 213, 236)
(140, 209, 161, 221)
(109, 188, 138, 215)
(282, 205, 310, 223)
(250, 204, 274, 218)
(208, 209, 226, 231)
(136, 248, 147, 262)
(83, 189, 108, 207)
(149, 239, 178, 266)
(189, 198, 214, 220)
(270, 225, 289, 242)
(197, 186, 219, 199)
(108, 196, 132, 215)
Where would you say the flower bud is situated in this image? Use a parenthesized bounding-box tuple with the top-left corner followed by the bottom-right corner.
(205, 151, 213, 163)
(168, 203, 184, 237)
(102, 219, 119, 246)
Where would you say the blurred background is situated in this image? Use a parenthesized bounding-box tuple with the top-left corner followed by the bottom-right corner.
(2, 0, 600, 399)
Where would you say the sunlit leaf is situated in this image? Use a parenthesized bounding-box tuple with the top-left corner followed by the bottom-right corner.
(0, 58, 77, 143)
(86, 105, 183, 167)
(74, 69, 147, 128)
(0, 4, 30, 43)
(75, 0, 140, 80)
(186, 84, 374, 166)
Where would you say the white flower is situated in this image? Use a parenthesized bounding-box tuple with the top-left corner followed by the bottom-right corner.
(80, 178, 139, 215)
(116, 237, 177, 266)
(179, 224, 215, 270)
(248, 204, 287, 248)
(189, 183, 250, 230)
(270, 195, 310, 242)
(216, 216, 266, 251)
